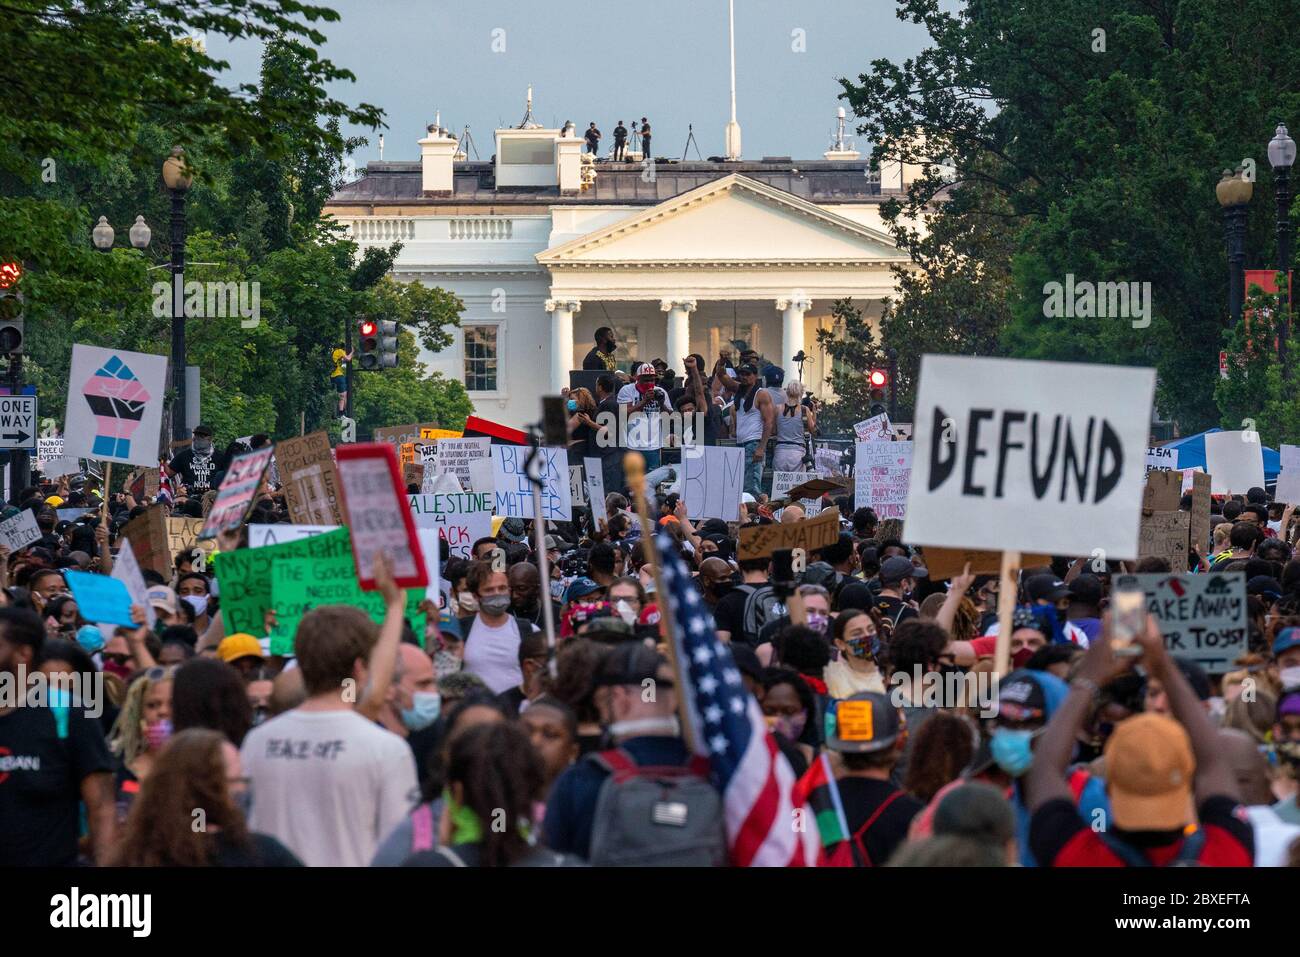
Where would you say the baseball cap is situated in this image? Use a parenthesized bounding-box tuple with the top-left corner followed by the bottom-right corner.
(823, 692, 901, 754)
(217, 633, 264, 664)
(995, 670, 1050, 724)
(1025, 573, 1070, 603)
(543, 534, 567, 552)
(1104, 712, 1195, 831)
(563, 577, 603, 605)
(729, 643, 763, 683)
(499, 518, 527, 543)
(193, 424, 214, 437)
(146, 585, 179, 616)
(593, 642, 671, 687)
(45, 495, 65, 507)
(741, 492, 757, 505)
(1067, 573, 1103, 606)
(1247, 575, 1283, 600)
(636, 362, 656, 378)
(1273, 627, 1300, 657)
(737, 363, 758, 376)
(880, 555, 926, 585)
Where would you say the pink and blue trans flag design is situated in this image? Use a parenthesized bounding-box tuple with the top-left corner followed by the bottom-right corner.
(82, 354, 152, 459)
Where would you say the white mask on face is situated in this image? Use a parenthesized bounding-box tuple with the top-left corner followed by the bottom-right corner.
(457, 592, 478, 614)
(1280, 665, 1300, 692)
(615, 599, 636, 625)
(183, 594, 208, 615)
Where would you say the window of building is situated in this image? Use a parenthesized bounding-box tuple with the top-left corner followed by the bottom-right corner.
(464, 325, 499, 392)
(498, 137, 554, 165)
(613, 325, 639, 370)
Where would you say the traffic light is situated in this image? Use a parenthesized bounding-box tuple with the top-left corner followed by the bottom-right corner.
(0, 262, 23, 355)
(358, 318, 398, 370)
(868, 368, 888, 389)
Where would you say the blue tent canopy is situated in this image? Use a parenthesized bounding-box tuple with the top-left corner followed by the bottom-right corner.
(1161, 428, 1280, 482)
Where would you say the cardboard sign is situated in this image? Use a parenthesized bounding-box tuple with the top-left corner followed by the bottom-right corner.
(1145, 446, 1179, 475)
(1203, 430, 1265, 495)
(771, 471, 818, 501)
(403, 461, 425, 490)
(1138, 510, 1190, 573)
(121, 507, 170, 577)
(786, 477, 850, 502)
(569, 465, 587, 507)
(430, 437, 489, 490)
(408, 492, 493, 560)
(167, 517, 218, 567)
(200, 446, 275, 539)
(854, 414, 891, 442)
(1142, 471, 1183, 513)
(64, 569, 136, 627)
(681, 446, 745, 522)
(1115, 572, 1247, 673)
(855, 441, 912, 518)
(275, 431, 344, 526)
(269, 551, 427, 656)
(248, 524, 340, 550)
(373, 422, 442, 457)
(920, 547, 1053, 581)
(491, 445, 572, 521)
(737, 508, 841, 561)
(903, 355, 1154, 558)
(584, 457, 607, 529)
(335, 443, 428, 590)
(0, 510, 41, 552)
(1275, 446, 1300, 503)
(126, 466, 161, 501)
(63, 344, 169, 467)
(814, 446, 844, 477)
(213, 526, 353, 635)
(1188, 471, 1212, 557)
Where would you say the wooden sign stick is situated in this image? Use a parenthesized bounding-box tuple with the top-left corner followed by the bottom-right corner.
(993, 549, 1021, 677)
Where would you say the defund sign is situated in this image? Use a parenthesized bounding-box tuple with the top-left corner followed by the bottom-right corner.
(902, 355, 1154, 559)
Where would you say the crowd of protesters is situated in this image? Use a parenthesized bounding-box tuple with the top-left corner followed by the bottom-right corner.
(1, 348, 1299, 870)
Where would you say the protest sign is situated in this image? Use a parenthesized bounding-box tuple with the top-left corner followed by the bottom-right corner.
(1138, 510, 1190, 573)
(771, 471, 818, 501)
(403, 461, 424, 490)
(63, 344, 169, 467)
(920, 547, 1052, 581)
(409, 492, 494, 559)
(373, 422, 441, 458)
(0, 510, 41, 552)
(584, 457, 607, 529)
(126, 467, 160, 501)
(1115, 571, 1247, 673)
(491, 445, 572, 521)
(855, 441, 912, 518)
(854, 414, 890, 442)
(429, 436, 489, 490)
(681, 446, 745, 522)
(213, 526, 352, 635)
(1187, 471, 1212, 556)
(121, 507, 170, 577)
(275, 431, 344, 526)
(335, 442, 428, 590)
(467, 456, 495, 499)
(420, 427, 462, 441)
(200, 446, 275, 539)
(1145, 446, 1179, 475)
(785, 477, 850, 502)
(64, 569, 135, 627)
(1179, 466, 1205, 494)
(1203, 430, 1265, 494)
(268, 551, 427, 655)
(737, 508, 841, 561)
(415, 527, 442, 602)
(903, 355, 1154, 558)
(1142, 471, 1182, 513)
(1275, 445, 1300, 503)
(248, 524, 340, 550)
(97, 538, 155, 643)
(168, 517, 218, 567)
(569, 465, 587, 507)
(814, 446, 843, 477)
(37, 435, 82, 480)
(56, 508, 95, 524)
(423, 472, 463, 495)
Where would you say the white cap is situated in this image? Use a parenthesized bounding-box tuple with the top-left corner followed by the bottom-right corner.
(636, 362, 656, 377)
(741, 492, 757, 504)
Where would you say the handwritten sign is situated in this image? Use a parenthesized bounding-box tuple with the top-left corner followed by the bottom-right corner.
(200, 446, 275, 539)
(213, 526, 352, 635)
(569, 465, 587, 507)
(409, 492, 493, 560)
(854, 414, 890, 442)
(814, 446, 844, 477)
(681, 446, 745, 522)
(491, 445, 572, 521)
(167, 517, 218, 567)
(1145, 446, 1179, 475)
(1138, 510, 1190, 573)
(920, 547, 1053, 581)
(771, 471, 818, 501)
(373, 422, 441, 458)
(403, 461, 425, 490)
(430, 436, 489, 490)
(1116, 572, 1247, 674)
(275, 431, 343, 526)
(335, 442, 428, 590)
(737, 508, 841, 561)
(855, 440, 912, 518)
(121, 507, 170, 577)
(1142, 471, 1182, 514)
(64, 569, 135, 627)
(0, 510, 41, 552)
(248, 524, 340, 550)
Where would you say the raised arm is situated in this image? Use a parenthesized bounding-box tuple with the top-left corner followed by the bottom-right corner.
(355, 552, 406, 721)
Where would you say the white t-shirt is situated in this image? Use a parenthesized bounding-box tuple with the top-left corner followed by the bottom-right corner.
(617, 384, 672, 450)
(240, 708, 417, 867)
(463, 614, 526, 694)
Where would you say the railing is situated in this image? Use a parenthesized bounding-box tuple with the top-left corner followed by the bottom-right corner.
(349, 218, 415, 241)
(449, 218, 513, 240)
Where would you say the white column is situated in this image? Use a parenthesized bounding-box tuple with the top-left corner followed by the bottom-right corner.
(544, 298, 579, 394)
(777, 295, 812, 375)
(660, 298, 696, 375)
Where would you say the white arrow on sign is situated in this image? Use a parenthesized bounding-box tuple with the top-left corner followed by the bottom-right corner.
(0, 395, 37, 449)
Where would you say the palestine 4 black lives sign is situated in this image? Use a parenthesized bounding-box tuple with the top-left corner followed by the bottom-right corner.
(902, 355, 1154, 559)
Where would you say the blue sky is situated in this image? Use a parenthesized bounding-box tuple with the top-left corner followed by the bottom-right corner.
(206, 0, 935, 165)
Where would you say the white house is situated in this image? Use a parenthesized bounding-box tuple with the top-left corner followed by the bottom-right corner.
(324, 108, 929, 429)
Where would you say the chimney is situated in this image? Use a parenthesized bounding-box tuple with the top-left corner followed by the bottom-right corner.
(418, 124, 457, 194)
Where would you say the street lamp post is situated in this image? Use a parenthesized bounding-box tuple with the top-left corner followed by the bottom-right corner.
(1269, 124, 1296, 382)
(1216, 167, 1253, 326)
(161, 147, 193, 446)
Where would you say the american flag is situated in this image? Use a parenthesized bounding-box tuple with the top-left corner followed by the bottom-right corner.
(656, 532, 819, 866)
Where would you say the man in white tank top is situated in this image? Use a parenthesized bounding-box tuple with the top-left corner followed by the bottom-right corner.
(733, 363, 776, 497)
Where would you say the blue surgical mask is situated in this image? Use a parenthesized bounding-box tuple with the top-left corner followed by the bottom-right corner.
(401, 691, 442, 731)
(76, 624, 105, 654)
(567, 399, 578, 412)
(990, 728, 1036, 777)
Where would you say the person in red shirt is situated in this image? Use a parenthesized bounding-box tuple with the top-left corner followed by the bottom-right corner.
(1025, 617, 1254, 867)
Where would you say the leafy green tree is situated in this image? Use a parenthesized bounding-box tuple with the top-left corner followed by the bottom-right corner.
(352, 331, 473, 439)
(814, 299, 890, 433)
(1214, 276, 1300, 447)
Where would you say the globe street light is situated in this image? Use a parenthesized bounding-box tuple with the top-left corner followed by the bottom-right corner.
(93, 214, 152, 252)
(1216, 167, 1253, 326)
(1269, 123, 1296, 381)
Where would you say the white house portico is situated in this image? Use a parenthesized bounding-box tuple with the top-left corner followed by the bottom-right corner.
(324, 110, 929, 429)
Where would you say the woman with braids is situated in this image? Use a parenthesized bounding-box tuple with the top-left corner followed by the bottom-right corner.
(401, 721, 585, 867)
(107, 665, 175, 820)
(109, 729, 301, 866)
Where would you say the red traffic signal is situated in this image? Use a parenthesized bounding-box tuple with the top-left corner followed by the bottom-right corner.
(868, 368, 888, 389)
(0, 262, 21, 289)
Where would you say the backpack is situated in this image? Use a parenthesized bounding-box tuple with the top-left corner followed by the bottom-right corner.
(586, 748, 727, 866)
(847, 788, 908, 867)
(738, 584, 785, 643)
(1095, 828, 1206, 867)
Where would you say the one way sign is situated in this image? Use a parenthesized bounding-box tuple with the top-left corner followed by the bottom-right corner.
(0, 396, 37, 449)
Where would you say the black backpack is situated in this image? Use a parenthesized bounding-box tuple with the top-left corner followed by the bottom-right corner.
(1096, 828, 1206, 867)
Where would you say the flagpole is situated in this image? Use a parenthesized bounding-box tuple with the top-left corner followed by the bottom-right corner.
(623, 450, 697, 752)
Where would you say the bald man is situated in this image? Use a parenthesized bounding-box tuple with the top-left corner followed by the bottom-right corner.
(780, 504, 805, 524)
(508, 561, 559, 630)
(697, 557, 736, 612)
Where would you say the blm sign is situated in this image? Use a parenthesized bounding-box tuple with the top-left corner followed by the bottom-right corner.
(903, 355, 1154, 559)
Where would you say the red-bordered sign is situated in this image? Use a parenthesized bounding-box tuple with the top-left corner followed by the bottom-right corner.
(334, 441, 429, 590)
